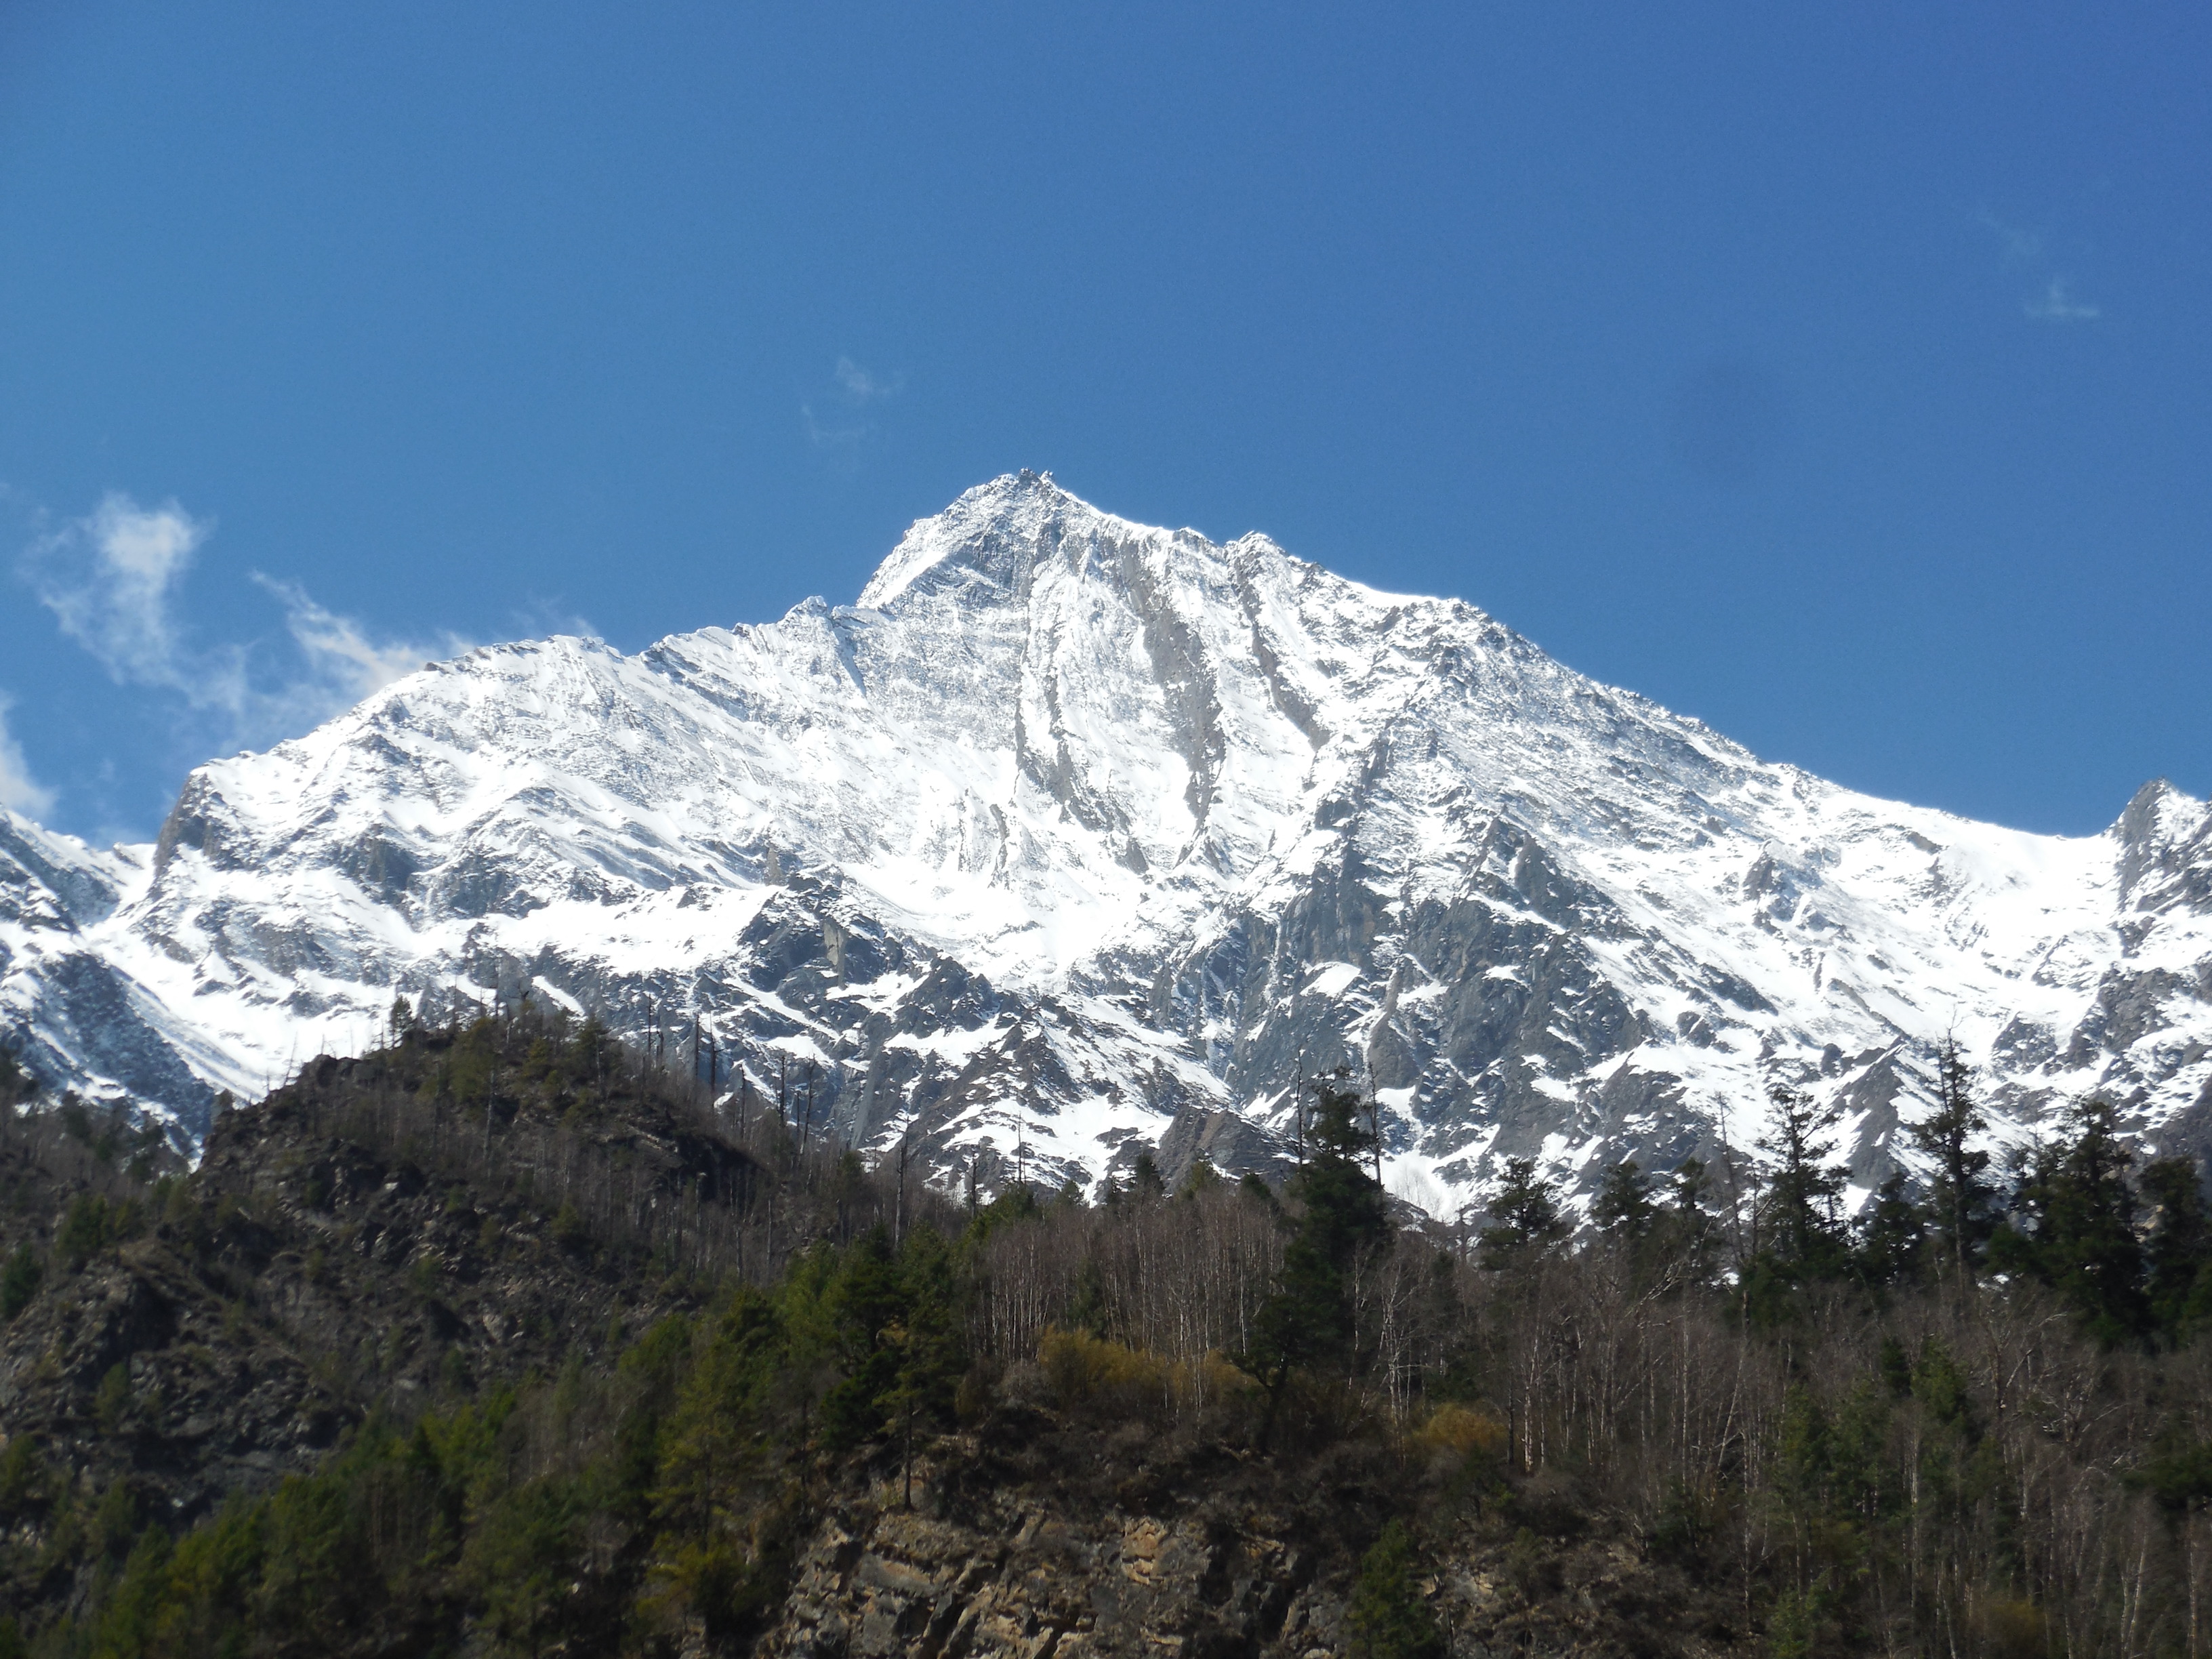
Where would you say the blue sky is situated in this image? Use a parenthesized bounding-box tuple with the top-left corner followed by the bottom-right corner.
(1, 1, 2205, 842)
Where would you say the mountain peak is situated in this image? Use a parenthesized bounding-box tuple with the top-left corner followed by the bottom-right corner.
(3, 479, 2209, 1215)
(855, 471, 1166, 611)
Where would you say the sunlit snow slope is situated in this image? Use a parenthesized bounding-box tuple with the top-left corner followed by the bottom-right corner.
(4, 474, 2209, 1211)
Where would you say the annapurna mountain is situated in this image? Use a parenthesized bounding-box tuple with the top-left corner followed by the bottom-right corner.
(3, 473, 2209, 1212)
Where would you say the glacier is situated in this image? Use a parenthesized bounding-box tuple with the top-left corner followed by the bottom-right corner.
(3, 471, 2209, 1214)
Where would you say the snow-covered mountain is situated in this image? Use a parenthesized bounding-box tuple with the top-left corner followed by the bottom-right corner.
(5, 473, 2209, 1210)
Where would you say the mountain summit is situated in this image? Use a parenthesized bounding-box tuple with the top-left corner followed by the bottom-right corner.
(4, 474, 2209, 1208)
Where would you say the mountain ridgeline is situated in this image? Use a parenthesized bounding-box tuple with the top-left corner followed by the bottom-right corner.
(2, 472, 2210, 1215)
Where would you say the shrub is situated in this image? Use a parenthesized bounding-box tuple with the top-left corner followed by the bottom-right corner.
(1347, 1520, 1445, 1659)
(1413, 1401, 1505, 1459)
(1036, 1328, 1250, 1422)
(56, 1194, 129, 1269)
(1, 1244, 41, 1319)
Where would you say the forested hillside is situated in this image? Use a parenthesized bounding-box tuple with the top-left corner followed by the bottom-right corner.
(5, 1012, 2212, 1656)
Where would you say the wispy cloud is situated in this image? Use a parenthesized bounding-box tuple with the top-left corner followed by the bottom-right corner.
(834, 356, 905, 403)
(1977, 209, 2045, 264)
(21, 492, 469, 752)
(26, 495, 239, 710)
(2024, 276, 2100, 323)
(802, 356, 906, 451)
(800, 404, 870, 449)
(1975, 206, 2100, 324)
(0, 693, 56, 818)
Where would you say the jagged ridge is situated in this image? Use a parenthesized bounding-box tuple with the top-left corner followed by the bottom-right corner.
(3, 472, 2209, 1208)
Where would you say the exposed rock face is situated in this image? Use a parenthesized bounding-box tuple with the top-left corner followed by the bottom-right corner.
(758, 1419, 1755, 1658)
(0, 815, 213, 1140)
(3, 474, 2211, 1210)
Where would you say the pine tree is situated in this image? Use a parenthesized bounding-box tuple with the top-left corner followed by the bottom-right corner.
(2138, 1155, 2212, 1343)
(1129, 1149, 1166, 1200)
(1590, 1159, 1657, 1240)
(1656, 1156, 1723, 1285)
(1854, 1172, 1926, 1287)
(1242, 1076, 1391, 1441)
(1909, 1039, 1994, 1282)
(1756, 1084, 1850, 1278)
(1989, 1097, 2148, 1343)
(1478, 1158, 1568, 1269)
(0, 1044, 33, 1112)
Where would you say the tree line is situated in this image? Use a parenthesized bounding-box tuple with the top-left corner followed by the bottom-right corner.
(14, 1013, 2212, 1656)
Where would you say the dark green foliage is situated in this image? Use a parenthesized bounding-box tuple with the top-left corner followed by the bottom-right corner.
(1175, 1156, 1221, 1198)
(568, 1012, 613, 1088)
(1589, 1159, 1656, 1240)
(1755, 1084, 1849, 1275)
(1128, 1149, 1166, 1199)
(54, 1191, 134, 1269)
(1, 1243, 40, 1319)
(1854, 1171, 1926, 1288)
(1346, 1520, 1446, 1659)
(96, 1362, 135, 1433)
(46, 1218, 970, 1658)
(1244, 1078, 1392, 1422)
(1910, 1040, 1996, 1280)
(0, 1043, 33, 1110)
(2139, 1155, 2212, 1342)
(1596, 1155, 1726, 1291)
(1909, 1338, 1972, 1431)
(2132, 1434, 2212, 1515)
(0, 1435, 49, 1514)
(1477, 1158, 1566, 1269)
(1656, 1156, 1723, 1284)
(1989, 1097, 2148, 1343)
(22, 1010, 2212, 1659)
(817, 1231, 914, 1449)
(1065, 1254, 1109, 1338)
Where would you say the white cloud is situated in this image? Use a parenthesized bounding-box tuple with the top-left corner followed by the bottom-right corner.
(253, 575, 453, 705)
(22, 492, 470, 751)
(1973, 207, 2102, 325)
(834, 356, 905, 402)
(2025, 276, 2100, 323)
(1977, 209, 2044, 264)
(0, 693, 56, 819)
(25, 494, 245, 711)
(802, 356, 907, 451)
(800, 403, 869, 448)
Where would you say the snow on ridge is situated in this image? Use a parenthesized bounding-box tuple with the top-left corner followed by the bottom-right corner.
(2, 475, 2209, 1212)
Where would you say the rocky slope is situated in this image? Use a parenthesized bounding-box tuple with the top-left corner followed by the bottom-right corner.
(3, 472, 2209, 1210)
(759, 1422, 1748, 1659)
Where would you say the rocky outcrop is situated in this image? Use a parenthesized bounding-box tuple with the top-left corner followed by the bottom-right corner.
(756, 1412, 1757, 1658)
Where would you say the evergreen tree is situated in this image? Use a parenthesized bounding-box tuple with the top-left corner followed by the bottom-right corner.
(1656, 1156, 1723, 1285)
(1243, 1077, 1391, 1439)
(1590, 1159, 1657, 1241)
(0, 1044, 33, 1111)
(2138, 1155, 2212, 1343)
(1909, 1039, 1994, 1282)
(1853, 1172, 1926, 1288)
(1477, 1158, 1568, 1269)
(1756, 1084, 1850, 1277)
(0, 1246, 40, 1322)
(1988, 1097, 2148, 1343)
(1128, 1150, 1166, 1200)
